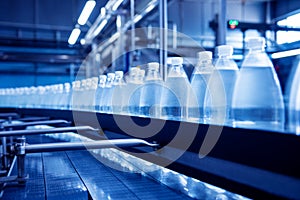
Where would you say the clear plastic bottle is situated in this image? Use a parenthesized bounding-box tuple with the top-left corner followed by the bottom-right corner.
(232, 37, 284, 131)
(101, 73, 115, 113)
(289, 56, 300, 134)
(112, 71, 126, 114)
(205, 45, 239, 125)
(63, 83, 71, 110)
(122, 67, 139, 114)
(86, 77, 98, 111)
(122, 67, 145, 115)
(189, 51, 214, 123)
(95, 75, 107, 111)
(161, 57, 195, 121)
(140, 62, 163, 118)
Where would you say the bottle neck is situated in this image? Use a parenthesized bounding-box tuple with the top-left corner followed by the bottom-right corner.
(249, 47, 264, 54)
(146, 69, 161, 80)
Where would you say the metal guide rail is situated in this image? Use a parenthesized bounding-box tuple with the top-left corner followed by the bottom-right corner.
(0, 111, 159, 198)
(0, 107, 300, 199)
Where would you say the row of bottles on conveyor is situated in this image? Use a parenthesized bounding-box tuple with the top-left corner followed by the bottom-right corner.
(1, 37, 299, 133)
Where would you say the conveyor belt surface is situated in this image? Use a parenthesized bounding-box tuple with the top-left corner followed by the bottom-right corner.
(2, 135, 193, 200)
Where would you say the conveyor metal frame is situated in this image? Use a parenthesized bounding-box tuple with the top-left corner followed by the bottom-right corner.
(0, 137, 158, 186)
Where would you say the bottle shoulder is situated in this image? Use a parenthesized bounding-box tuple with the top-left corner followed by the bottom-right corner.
(241, 52, 273, 67)
(214, 58, 238, 70)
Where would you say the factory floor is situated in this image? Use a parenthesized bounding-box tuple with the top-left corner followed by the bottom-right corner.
(2, 135, 192, 200)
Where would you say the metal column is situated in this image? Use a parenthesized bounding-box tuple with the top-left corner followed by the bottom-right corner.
(159, 0, 168, 81)
(217, 0, 226, 45)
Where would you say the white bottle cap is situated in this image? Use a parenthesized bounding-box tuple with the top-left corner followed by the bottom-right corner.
(107, 73, 115, 79)
(246, 37, 265, 49)
(216, 45, 233, 57)
(115, 71, 124, 77)
(197, 51, 212, 61)
(99, 75, 107, 80)
(171, 57, 183, 65)
(130, 67, 139, 74)
(148, 62, 159, 70)
(138, 69, 145, 77)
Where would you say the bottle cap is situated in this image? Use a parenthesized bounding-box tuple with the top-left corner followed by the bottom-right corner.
(107, 73, 115, 79)
(115, 71, 124, 77)
(171, 57, 183, 65)
(138, 69, 145, 77)
(197, 51, 212, 61)
(130, 67, 139, 75)
(216, 45, 233, 57)
(99, 75, 107, 80)
(148, 62, 159, 70)
(246, 37, 265, 49)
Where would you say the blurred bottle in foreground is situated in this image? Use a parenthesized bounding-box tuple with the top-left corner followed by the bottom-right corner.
(288, 55, 300, 134)
(232, 37, 284, 131)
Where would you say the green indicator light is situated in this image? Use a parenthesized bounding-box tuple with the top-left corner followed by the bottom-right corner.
(229, 20, 239, 26)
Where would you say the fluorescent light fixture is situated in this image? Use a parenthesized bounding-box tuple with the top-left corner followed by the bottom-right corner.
(80, 39, 86, 45)
(116, 15, 122, 28)
(133, 14, 142, 23)
(101, 7, 106, 17)
(145, 2, 156, 13)
(94, 19, 108, 36)
(68, 27, 81, 45)
(78, 0, 96, 25)
(112, 0, 123, 11)
(232, 54, 244, 60)
(271, 48, 300, 59)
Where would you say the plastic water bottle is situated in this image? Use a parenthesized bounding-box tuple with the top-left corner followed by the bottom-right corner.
(289, 56, 300, 134)
(63, 83, 71, 110)
(95, 75, 107, 111)
(189, 51, 214, 123)
(140, 62, 163, 118)
(112, 71, 126, 114)
(205, 45, 239, 125)
(124, 68, 145, 115)
(101, 73, 115, 113)
(86, 77, 98, 111)
(161, 57, 195, 121)
(232, 37, 284, 131)
(122, 67, 139, 114)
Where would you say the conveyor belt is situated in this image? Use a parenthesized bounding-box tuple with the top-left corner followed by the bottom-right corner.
(1, 135, 193, 200)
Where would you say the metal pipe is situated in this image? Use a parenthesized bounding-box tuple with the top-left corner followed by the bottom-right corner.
(217, 0, 226, 45)
(18, 117, 50, 122)
(0, 126, 99, 137)
(16, 138, 26, 184)
(0, 113, 19, 119)
(3, 120, 70, 129)
(159, 0, 168, 81)
(25, 139, 158, 153)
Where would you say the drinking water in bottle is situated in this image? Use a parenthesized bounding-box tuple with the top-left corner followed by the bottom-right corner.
(232, 37, 284, 131)
(140, 62, 163, 118)
(125, 68, 145, 115)
(161, 57, 195, 121)
(189, 51, 214, 123)
(101, 73, 115, 113)
(112, 71, 126, 114)
(288, 56, 300, 134)
(205, 45, 238, 125)
(95, 75, 107, 111)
